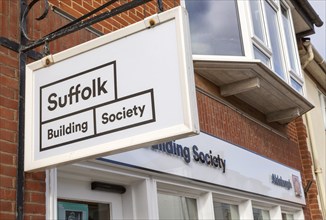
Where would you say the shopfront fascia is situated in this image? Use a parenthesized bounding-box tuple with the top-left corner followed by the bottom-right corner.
(48, 132, 306, 220)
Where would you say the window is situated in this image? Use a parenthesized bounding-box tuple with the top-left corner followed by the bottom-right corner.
(281, 5, 300, 75)
(253, 207, 271, 220)
(282, 213, 294, 220)
(290, 77, 303, 94)
(264, 1, 286, 79)
(186, 0, 243, 56)
(57, 200, 111, 220)
(249, 0, 304, 91)
(319, 92, 326, 129)
(250, 0, 266, 43)
(250, 0, 286, 79)
(214, 202, 239, 220)
(157, 193, 198, 220)
(254, 46, 270, 67)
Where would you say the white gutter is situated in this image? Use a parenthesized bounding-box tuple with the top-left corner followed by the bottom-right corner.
(301, 40, 314, 69)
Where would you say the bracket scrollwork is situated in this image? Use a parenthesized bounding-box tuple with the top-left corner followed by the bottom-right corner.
(21, 0, 49, 42)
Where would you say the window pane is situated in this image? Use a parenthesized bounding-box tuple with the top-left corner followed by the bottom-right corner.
(318, 92, 326, 129)
(157, 193, 198, 220)
(290, 78, 303, 94)
(58, 200, 110, 220)
(254, 46, 270, 66)
(265, 1, 285, 79)
(214, 202, 239, 220)
(282, 213, 294, 220)
(250, 0, 265, 42)
(324, 95, 326, 129)
(186, 0, 243, 56)
(253, 208, 270, 220)
(281, 6, 300, 74)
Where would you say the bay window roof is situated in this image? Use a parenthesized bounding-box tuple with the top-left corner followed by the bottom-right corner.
(194, 59, 313, 124)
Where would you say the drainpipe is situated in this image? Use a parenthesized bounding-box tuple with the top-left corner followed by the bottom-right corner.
(301, 40, 314, 69)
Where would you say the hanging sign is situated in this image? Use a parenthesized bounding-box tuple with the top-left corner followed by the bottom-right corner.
(25, 6, 199, 171)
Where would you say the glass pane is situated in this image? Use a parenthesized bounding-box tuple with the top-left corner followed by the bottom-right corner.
(265, 1, 285, 79)
(290, 78, 303, 94)
(281, 6, 300, 74)
(253, 46, 270, 66)
(157, 193, 198, 220)
(214, 202, 239, 220)
(250, 0, 265, 42)
(186, 0, 243, 56)
(322, 94, 326, 129)
(282, 213, 294, 220)
(58, 200, 110, 220)
(253, 208, 270, 220)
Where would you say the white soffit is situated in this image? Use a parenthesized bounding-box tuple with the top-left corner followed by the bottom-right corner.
(194, 59, 314, 124)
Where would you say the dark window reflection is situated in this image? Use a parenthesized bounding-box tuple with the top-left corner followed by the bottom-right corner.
(186, 0, 244, 56)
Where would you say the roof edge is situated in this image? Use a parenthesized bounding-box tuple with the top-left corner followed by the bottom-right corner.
(290, 0, 324, 27)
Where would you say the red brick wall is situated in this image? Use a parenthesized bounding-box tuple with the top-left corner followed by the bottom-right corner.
(49, 0, 178, 34)
(1, 1, 22, 218)
(196, 91, 303, 170)
(295, 118, 323, 220)
(195, 74, 303, 169)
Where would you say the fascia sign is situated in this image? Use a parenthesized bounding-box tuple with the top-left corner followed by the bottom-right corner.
(25, 6, 199, 171)
(104, 132, 306, 205)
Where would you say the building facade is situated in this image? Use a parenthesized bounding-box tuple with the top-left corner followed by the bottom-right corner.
(299, 39, 326, 218)
(0, 0, 324, 220)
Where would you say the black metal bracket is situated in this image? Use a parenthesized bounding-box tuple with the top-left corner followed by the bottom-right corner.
(21, 0, 49, 42)
(20, 0, 164, 54)
(0, 37, 42, 60)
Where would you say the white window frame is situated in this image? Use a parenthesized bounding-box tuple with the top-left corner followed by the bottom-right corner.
(212, 197, 241, 220)
(249, 0, 304, 93)
(252, 206, 272, 220)
(279, 1, 302, 77)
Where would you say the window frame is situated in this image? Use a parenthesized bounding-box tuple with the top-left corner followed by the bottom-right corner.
(157, 192, 199, 220)
(213, 200, 241, 220)
(252, 206, 271, 220)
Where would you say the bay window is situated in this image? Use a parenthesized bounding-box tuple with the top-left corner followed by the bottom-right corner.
(185, 0, 304, 94)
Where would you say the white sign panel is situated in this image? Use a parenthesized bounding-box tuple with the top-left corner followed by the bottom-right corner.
(103, 132, 306, 205)
(25, 7, 199, 171)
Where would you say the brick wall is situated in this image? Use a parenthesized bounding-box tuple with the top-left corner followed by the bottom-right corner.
(295, 118, 323, 220)
(196, 91, 303, 170)
(1, 1, 22, 218)
(195, 74, 303, 170)
(49, 0, 178, 34)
